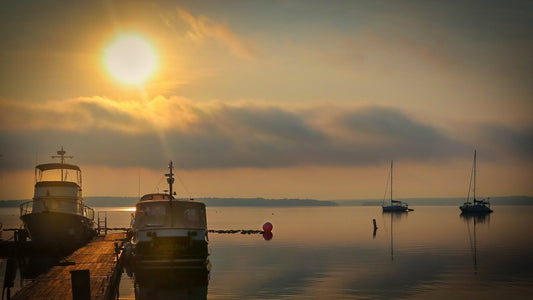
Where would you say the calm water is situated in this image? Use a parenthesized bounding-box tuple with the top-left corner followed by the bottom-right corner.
(2, 205, 533, 299)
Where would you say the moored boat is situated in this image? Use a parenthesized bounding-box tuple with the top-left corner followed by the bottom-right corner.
(382, 160, 412, 212)
(460, 150, 493, 214)
(19, 147, 95, 250)
(131, 161, 209, 269)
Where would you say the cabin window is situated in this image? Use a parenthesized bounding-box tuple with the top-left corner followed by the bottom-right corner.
(145, 205, 166, 216)
(135, 204, 167, 227)
(184, 208, 200, 222)
(170, 205, 206, 228)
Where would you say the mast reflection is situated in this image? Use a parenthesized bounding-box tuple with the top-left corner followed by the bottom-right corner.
(461, 212, 490, 274)
(382, 211, 408, 261)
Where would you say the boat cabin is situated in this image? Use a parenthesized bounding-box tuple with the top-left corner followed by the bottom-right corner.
(23, 162, 89, 217)
(134, 194, 207, 230)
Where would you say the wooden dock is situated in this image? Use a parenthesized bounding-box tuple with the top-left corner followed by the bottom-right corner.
(12, 233, 126, 300)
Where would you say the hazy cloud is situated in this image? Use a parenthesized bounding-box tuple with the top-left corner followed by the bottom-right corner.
(0, 95, 500, 172)
(479, 124, 533, 159)
(177, 8, 255, 60)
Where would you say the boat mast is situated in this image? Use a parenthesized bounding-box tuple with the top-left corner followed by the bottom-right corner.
(473, 150, 477, 201)
(51, 146, 72, 181)
(390, 160, 393, 204)
(165, 160, 175, 201)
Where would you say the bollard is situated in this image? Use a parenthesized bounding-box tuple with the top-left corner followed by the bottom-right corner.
(70, 269, 90, 300)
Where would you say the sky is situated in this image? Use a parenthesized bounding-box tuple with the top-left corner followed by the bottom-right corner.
(0, 0, 532, 200)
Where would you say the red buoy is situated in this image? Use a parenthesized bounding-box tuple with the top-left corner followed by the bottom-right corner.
(263, 222, 273, 232)
(263, 231, 273, 241)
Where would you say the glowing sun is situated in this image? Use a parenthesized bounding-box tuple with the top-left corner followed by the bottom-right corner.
(104, 35, 157, 84)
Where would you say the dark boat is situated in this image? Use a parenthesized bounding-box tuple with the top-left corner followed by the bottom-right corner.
(382, 160, 412, 212)
(459, 150, 493, 214)
(131, 161, 210, 269)
(19, 147, 95, 250)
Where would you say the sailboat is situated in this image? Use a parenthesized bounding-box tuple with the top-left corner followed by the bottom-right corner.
(382, 160, 412, 212)
(459, 150, 493, 214)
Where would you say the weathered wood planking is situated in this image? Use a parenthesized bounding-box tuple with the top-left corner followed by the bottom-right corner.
(13, 233, 125, 300)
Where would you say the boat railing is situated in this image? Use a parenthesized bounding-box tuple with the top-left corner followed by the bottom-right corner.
(473, 198, 490, 205)
(20, 198, 95, 220)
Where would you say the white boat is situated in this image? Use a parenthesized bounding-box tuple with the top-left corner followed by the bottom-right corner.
(382, 160, 412, 212)
(131, 161, 210, 268)
(19, 147, 95, 249)
(460, 150, 493, 214)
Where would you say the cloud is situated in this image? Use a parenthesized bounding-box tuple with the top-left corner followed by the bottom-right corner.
(0, 96, 481, 171)
(336, 106, 466, 161)
(176, 8, 255, 60)
(478, 123, 533, 159)
(320, 29, 463, 74)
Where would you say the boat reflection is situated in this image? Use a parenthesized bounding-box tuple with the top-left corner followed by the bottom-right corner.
(461, 212, 490, 274)
(382, 211, 408, 261)
(128, 263, 210, 300)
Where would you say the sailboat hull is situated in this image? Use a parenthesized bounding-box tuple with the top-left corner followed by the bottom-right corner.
(382, 206, 409, 212)
(459, 205, 493, 214)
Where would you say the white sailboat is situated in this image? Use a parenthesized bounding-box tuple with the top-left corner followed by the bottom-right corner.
(382, 160, 412, 212)
(459, 150, 493, 214)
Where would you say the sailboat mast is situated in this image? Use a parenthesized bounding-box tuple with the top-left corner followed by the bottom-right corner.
(473, 150, 477, 200)
(390, 160, 393, 204)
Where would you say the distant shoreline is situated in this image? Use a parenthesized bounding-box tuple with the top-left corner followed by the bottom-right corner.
(0, 196, 531, 208)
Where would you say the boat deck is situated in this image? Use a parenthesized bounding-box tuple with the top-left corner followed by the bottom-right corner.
(12, 232, 126, 300)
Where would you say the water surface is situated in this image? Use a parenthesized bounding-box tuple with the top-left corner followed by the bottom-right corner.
(2, 205, 533, 299)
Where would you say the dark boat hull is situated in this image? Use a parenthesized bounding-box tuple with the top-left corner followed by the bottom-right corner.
(20, 211, 95, 250)
(382, 206, 409, 212)
(459, 204, 493, 213)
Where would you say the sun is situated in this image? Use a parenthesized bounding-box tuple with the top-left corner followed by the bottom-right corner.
(104, 34, 157, 85)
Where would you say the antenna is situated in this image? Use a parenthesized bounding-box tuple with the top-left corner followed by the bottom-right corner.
(165, 160, 175, 201)
(51, 146, 73, 164)
(51, 147, 73, 181)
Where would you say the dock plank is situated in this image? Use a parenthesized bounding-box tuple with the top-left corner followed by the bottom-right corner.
(13, 233, 125, 300)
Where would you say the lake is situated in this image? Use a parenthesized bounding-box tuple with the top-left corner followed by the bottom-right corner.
(2, 205, 533, 299)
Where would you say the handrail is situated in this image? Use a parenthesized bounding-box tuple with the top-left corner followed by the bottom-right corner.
(20, 198, 94, 220)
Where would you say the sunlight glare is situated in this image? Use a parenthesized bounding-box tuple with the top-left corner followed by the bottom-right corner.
(104, 34, 157, 85)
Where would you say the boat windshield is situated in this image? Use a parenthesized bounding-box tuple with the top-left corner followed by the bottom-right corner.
(35, 164, 81, 186)
(135, 201, 206, 229)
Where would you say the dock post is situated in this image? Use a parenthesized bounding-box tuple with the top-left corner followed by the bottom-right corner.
(97, 213, 101, 236)
(70, 269, 90, 300)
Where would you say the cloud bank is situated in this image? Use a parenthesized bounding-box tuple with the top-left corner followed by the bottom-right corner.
(2, 95, 528, 172)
